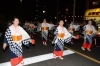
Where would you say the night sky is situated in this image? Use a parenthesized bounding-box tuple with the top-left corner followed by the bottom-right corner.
(0, 0, 87, 21)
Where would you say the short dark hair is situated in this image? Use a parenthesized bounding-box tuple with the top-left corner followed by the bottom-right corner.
(12, 16, 19, 21)
(58, 19, 64, 22)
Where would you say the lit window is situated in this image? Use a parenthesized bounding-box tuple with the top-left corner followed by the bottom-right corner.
(43, 10, 46, 13)
(93, 2, 98, 5)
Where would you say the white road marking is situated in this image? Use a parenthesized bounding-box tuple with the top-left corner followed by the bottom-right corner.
(0, 50, 75, 66)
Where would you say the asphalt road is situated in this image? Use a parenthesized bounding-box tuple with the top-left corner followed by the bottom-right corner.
(0, 33, 100, 66)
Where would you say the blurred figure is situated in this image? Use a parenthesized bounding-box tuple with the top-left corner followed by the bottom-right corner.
(37, 21, 41, 32)
(23, 21, 30, 32)
(49, 21, 55, 37)
(68, 21, 74, 35)
(41, 19, 49, 46)
(3, 17, 34, 66)
(95, 23, 100, 47)
(52, 20, 76, 60)
(29, 22, 36, 36)
(7, 21, 12, 27)
(64, 19, 69, 29)
(68, 21, 75, 44)
(81, 20, 97, 51)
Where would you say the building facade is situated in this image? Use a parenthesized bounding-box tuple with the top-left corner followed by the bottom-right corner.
(84, 0, 100, 22)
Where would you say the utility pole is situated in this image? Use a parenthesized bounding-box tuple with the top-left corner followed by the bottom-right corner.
(73, 0, 76, 22)
(85, 0, 89, 10)
(57, 0, 59, 22)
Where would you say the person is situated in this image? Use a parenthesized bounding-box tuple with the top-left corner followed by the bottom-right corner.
(3, 17, 34, 66)
(64, 19, 69, 29)
(95, 23, 100, 47)
(41, 19, 49, 46)
(68, 22, 75, 35)
(52, 20, 76, 60)
(49, 21, 55, 37)
(29, 22, 36, 38)
(8, 21, 12, 27)
(23, 21, 30, 32)
(81, 20, 97, 51)
(68, 21, 75, 44)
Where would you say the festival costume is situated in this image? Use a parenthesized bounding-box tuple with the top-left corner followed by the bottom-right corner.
(41, 23, 49, 45)
(52, 26, 72, 59)
(4, 25, 31, 66)
(81, 24, 96, 51)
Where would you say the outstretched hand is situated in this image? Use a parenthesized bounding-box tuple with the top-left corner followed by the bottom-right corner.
(73, 35, 79, 39)
(3, 43, 7, 50)
(72, 36, 76, 39)
(30, 39, 35, 44)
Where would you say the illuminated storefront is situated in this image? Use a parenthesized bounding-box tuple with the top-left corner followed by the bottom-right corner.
(84, 8, 100, 22)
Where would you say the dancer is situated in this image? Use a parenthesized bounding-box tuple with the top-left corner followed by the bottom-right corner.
(23, 21, 29, 32)
(52, 20, 76, 60)
(29, 22, 36, 38)
(41, 19, 49, 46)
(68, 22, 75, 35)
(81, 20, 97, 51)
(68, 21, 75, 44)
(3, 17, 35, 66)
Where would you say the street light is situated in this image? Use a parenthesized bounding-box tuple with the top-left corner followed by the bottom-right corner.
(93, 2, 98, 5)
(65, 19, 67, 22)
(55, 17, 57, 19)
(20, 0, 22, 4)
(43, 10, 46, 13)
